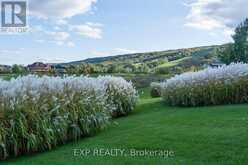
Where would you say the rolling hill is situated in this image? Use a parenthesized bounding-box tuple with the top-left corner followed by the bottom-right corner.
(63, 44, 226, 76)
(67, 45, 221, 65)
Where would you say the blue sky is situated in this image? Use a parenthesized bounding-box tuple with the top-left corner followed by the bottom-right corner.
(0, 0, 246, 65)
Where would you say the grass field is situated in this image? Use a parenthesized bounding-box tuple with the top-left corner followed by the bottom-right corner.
(157, 57, 192, 68)
(3, 88, 248, 165)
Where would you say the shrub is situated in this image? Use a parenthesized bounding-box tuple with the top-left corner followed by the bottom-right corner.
(150, 82, 162, 98)
(156, 67, 170, 75)
(0, 75, 137, 159)
(100, 76, 138, 117)
(162, 63, 248, 107)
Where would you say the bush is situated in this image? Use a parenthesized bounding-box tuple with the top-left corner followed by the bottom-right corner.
(0, 75, 137, 159)
(162, 63, 248, 107)
(156, 67, 170, 75)
(150, 82, 162, 98)
(100, 76, 138, 117)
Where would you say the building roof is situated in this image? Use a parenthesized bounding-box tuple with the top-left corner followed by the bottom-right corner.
(27, 62, 51, 72)
(27, 62, 50, 68)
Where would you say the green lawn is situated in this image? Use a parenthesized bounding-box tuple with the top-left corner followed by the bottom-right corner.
(157, 57, 192, 68)
(4, 89, 248, 165)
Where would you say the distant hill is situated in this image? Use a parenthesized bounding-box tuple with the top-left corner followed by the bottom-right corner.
(65, 45, 222, 65)
(0, 44, 227, 79)
(62, 44, 226, 75)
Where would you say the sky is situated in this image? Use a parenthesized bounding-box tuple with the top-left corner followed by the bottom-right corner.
(0, 0, 248, 65)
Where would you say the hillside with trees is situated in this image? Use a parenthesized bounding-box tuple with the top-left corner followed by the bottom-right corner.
(64, 45, 224, 75)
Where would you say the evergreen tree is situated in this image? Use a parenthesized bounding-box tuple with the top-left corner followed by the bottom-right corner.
(219, 18, 248, 64)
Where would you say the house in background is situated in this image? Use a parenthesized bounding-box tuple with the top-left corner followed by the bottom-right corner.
(27, 62, 52, 73)
(203, 59, 225, 69)
(209, 62, 225, 68)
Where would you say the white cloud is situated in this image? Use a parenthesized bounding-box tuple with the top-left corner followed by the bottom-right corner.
(112, 48, 137, 54)
(29, 0, 97, 19)
(185, 0, 248, 36)
(69, 23, 103, 39)
(35, 39, 45, 43)
(86, 22, 104, 27)
(30, 25, 45, 33)
(47, 31, 70, 41)
(52, 41, 64, 46)
(32, 23, 103, 46)
(56, 19, 68, 25)
(35, 30, 72, 46)
(54, 26, 61, 31)
(89, 48, 137, 57)
(67, 41, 75, 47)
(0, 48, 24, 55)
(27, 1, 103, 45)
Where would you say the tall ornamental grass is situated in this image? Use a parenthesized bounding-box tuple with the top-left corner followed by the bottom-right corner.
(0, 75, 137, 159)
(162, 63, 248, 107)
(100, 76, 138, 117)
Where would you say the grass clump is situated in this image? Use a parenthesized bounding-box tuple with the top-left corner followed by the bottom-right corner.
(100, 76, 138, 117)
(162, 63, 248, 106)
(0, 75, 137, 159)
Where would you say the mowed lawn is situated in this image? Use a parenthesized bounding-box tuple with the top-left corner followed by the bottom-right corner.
(4, 89, 248, 165)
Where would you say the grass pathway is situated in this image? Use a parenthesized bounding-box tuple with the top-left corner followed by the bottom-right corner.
(4, 92, 248, 165)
